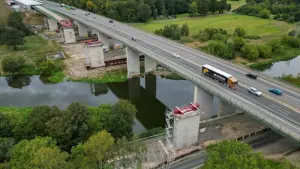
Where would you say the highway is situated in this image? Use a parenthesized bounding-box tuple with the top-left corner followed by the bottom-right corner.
(41, 1, 300, 141)
(168, 131, 283, 169)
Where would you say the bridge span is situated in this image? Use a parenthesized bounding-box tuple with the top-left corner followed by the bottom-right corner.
(37, 1, 300, 142)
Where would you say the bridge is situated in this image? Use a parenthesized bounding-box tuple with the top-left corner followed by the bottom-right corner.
(36, 1, 300, 142)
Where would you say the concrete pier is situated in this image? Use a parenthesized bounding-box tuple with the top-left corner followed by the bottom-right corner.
(47, 18, 58, 31)
(194, 86, 214, 120)
(145, 57, 157, 73)
(61, 28, 76, 44)
(78, 22, 89, 37)
(126, 47, 140, 78)
(218, 100, 236, 117)
(97, 32, 111, 47)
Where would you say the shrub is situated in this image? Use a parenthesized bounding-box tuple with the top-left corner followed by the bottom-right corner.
(282, 14, 289, 20)
(212, 33, 228, 42)
(273, 13, 281, 20)
(204, 28, 220, 39)
(244, 35, 260, 39)
(38, 60, 56, 74)
(241, 44, 259, 61)
(154, 24, 181, 40)
(267, 38, 283, 53)
(281, 35, 300, 48)
(1, 56, 25, 73)
(234, 27, 246, 37)
(207, 41, 234, 60)
(197, 30, 210, 41)
(257, 45, 272, 58)
(233, 37, 246, 51)
(288, 30, 297, 37)
(259, 9, 270, 19)
(294, 11, 300, 22)
(287, 16, 295, 23)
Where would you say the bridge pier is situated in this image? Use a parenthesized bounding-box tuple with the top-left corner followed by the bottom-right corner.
(47, 18, 58, 31)
(97, 32, 111, 47)
(218, 100, 236, 117)
(78, 22, 89, 38)
(144, 57, 157, 73)
(194, 86, 214, 120)
(61, 27, 76, 44)
(126, 47, 140, 78)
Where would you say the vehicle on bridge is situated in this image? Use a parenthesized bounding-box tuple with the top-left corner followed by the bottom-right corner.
(246, 73, 257, 79)
(269, 88, 283, 95)
(248, 87, 262, 96)
(202, 64, 238, 89)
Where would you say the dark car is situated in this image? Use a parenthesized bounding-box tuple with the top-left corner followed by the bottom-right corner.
(109, 20, 113, 23)
(85, 13, 90, 16)
(269, 88, 283, 95)
(132, 37, 137, 41)
(246, 73, 257, 79)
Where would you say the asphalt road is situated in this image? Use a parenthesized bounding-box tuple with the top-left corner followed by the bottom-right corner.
(41, 1, 300, 140)
(168, 131, 283, 169)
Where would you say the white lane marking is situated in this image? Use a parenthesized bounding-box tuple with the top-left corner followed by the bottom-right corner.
(269, 104, 290, 116)
(57, 9, 300, 134)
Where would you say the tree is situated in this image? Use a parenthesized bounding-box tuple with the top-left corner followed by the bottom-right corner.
(10, 137, 69, 169)
(7, 11, 30, 35)
(5, 75, 31, 89)
(46, 102, 90, 150)
(153, 8, 158, 19)
(137, 2, 152, 22)
(227, 4, 231, 11)
(197, 0, 209, 15)
(181, 23, 189, 36)
(161, 4, 167, 16)
(0, 138, 14, 163)
(210, 0, 217, 14)
(167, 0, 175, 15)
(88, 104, 113, 133)
(71, 131, 114, 169)
(267, 38, 283, 53)
(257, 45, 272, 58)
(241, 44, 259, 61)
(234, 27, 246, 37)
(0, 113, 13, 138)
(189, 1, 198, 17)
(212, 33, 227, 42)
(259, 9, 270, 19)
(219, 0, 227, 13)
(207, 41, 234, 60)
(197, 30, 210, 41)
(233, 37, 246, 51)
(0, 28, 24, 50)
(1, 56, 25, 73)
(108, 100, 137, 139)
(203, 140, 296, 169)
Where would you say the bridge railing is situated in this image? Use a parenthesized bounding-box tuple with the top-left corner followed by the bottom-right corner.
(52, 7, 300, 142)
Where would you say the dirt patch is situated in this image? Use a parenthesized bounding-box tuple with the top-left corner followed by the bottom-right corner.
(23, 11, 45, 25)
(62, 43, 126, 80)
(184, 41, 208, 48)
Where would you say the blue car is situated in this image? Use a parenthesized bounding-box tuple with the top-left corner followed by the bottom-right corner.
(269, 88, 283, 95)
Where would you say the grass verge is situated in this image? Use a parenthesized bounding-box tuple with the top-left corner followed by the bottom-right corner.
(70, 69, 127, 83)
(139, 127, 165, 138)
(48, 71, 65, 83)
(279, 75, 300, 88)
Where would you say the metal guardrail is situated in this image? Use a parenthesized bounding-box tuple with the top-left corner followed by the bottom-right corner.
(50, 7, 300, 142)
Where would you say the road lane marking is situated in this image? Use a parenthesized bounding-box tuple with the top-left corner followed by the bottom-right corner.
(269, 104, 290, 116)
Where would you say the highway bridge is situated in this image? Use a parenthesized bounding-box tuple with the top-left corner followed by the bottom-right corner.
(38, 1, 300, 142)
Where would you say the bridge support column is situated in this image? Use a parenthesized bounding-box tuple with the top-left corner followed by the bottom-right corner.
(61, 28, 76, 44)
(193, 86, 214, 120)
(144, 57, 157, 73)
(78, 22, 89, 38)
(97, 32, 111, 47)
(47, 18, 58, 31)
(126, 47, 140, 78)
(145, 74, 156, 96)
(218, 100, 236, 117)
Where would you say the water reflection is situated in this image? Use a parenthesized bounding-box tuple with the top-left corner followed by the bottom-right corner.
(263, 56, 300, 77)
(0, 74, 195, 133)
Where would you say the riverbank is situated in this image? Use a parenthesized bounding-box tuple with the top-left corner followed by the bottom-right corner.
(280, 74, 300, 88)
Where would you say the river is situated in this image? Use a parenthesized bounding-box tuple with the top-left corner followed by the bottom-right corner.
(262, 55, 300, 77)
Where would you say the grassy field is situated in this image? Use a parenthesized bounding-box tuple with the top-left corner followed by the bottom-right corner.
(0, 0, 11, 25)
(0, 35, 62, 74)
(70, 69, 128, 83)
(229, 0, 246, 10)
(132, 13, 294, 39)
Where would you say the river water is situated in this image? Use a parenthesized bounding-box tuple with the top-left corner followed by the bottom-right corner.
(262, 56, 300, 77)
(0, 74, 212, 134)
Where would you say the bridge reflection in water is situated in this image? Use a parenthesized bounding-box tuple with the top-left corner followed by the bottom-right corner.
(89, 74, 166, 130)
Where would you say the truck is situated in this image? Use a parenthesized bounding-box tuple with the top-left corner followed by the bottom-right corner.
(202, 64, 238, 89)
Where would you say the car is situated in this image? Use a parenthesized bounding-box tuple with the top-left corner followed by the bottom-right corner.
(248, 87, 262, 96)
(246, 73, 257, 79)
(131, 37, 136, 41)
(109, 20, 113, 23)
(269, 88, 283, 95)
(172, 53, 180, 58)
(85, 13, 90, 16)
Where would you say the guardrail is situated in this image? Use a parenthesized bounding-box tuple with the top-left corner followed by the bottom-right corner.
(51, 7, 300, 142)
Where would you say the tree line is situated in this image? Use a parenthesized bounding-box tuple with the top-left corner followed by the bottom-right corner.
(0, 100, 145, 168)
(53, 0, 230, 22)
